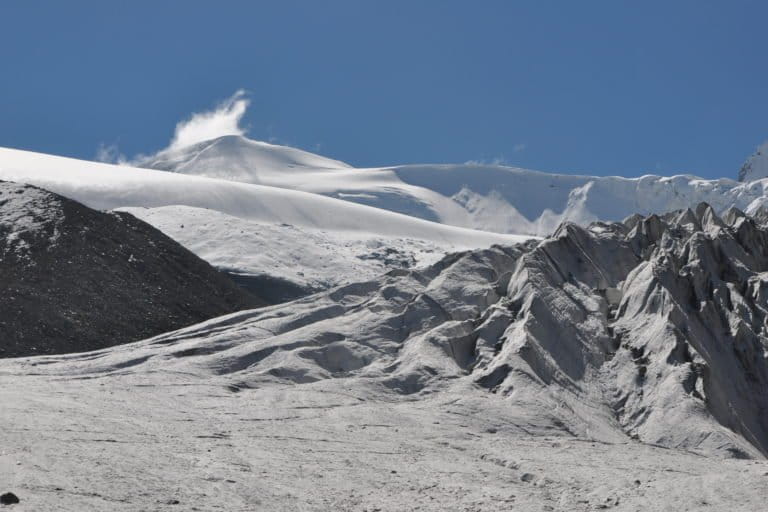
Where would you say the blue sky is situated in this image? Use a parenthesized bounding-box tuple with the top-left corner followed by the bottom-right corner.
(1, 0, 766, 178)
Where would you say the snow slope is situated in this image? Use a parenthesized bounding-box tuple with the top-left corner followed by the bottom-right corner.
(0, 146, 524, 246)
(141, 135, 768, 236)
(0, 146, 528, 293)
(141, 134, 352, 180)
(6, 354, 768, 511)
(118, 205, 459, 292)
(4, 348, 768, 511)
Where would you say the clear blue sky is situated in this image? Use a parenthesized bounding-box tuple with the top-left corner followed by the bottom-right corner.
(1, 0, 766, 178)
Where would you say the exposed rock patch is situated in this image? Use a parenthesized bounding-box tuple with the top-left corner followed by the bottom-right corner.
(0, 492, 19, 505)
(0, 181, 264, 358)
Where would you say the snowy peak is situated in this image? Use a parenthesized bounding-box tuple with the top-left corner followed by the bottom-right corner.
(738, 140, 768, 182)
(140, 135, 351, 184)
(131, 134, 768, 238)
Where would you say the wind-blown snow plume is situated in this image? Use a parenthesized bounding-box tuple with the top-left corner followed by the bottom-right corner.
(97, 90, 251, 164)
(166, 90, 250, 151)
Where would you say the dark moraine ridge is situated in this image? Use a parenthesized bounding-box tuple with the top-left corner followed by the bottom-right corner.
(0, 181, 265, 358)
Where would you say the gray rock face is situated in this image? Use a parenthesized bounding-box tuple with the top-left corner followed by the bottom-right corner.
(491, 202, 768, 457)
(71, 201, 768, 459)
(481, 202, 768, 457)
(0, 181, 264, 358)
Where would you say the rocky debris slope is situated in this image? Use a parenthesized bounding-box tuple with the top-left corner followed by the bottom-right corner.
(0, 181, 264, 358)
(45, 201, 768, 459)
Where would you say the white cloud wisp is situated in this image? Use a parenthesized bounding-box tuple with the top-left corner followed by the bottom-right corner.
(167, 90, 250, 151)
(101, 90, 252, 165)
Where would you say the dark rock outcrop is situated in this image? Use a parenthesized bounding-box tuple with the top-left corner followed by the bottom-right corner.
(0, 181, 264, 358)
(0, 492, 19, 505)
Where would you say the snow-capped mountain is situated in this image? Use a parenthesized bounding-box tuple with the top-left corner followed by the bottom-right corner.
(8, 137, 768, 297)
(4, 137, 768, 509)
(739, 140, 768, 182)
(140, 134, 352, 181)
(0, 146, 520, 245)
(0, 146, 528, 295)
(140, 135, 768, 236)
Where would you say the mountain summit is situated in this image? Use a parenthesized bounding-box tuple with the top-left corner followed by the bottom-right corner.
(136, 135, 768, 237)
(139, 135, 351, 184)
(739, 141, 768, 182)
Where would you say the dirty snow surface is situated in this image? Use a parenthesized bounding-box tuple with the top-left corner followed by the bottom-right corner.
(118, 205, 465, 292)
(3, 362, 768, 511)
(4, 204, 768, 510)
